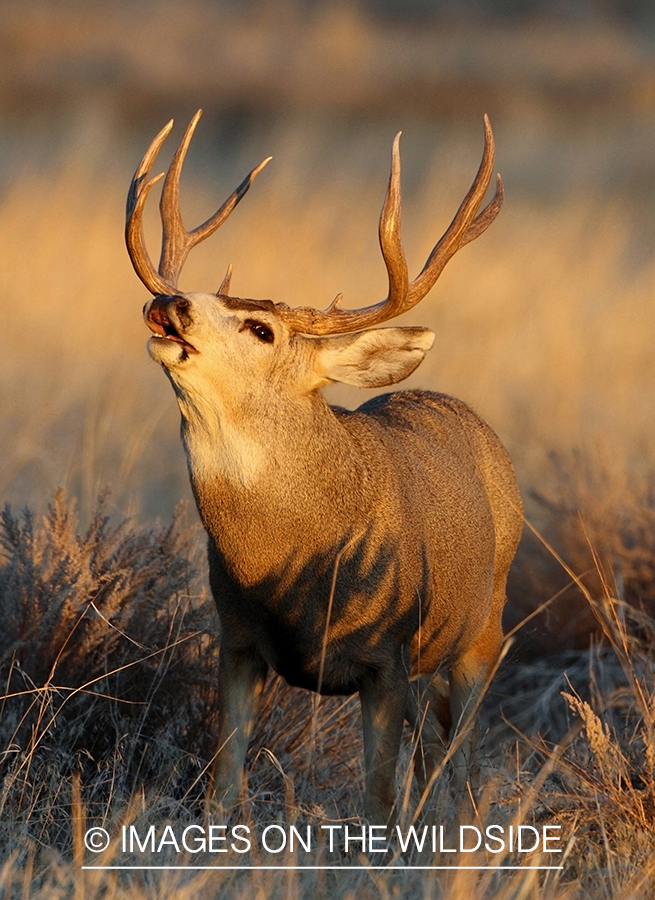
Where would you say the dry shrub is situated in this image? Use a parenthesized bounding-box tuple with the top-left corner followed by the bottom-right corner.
(522, 592, 655, 896)
(495, 454, 655, 896)
(0, 490, 221, 845)
(507, 449, 655, 653)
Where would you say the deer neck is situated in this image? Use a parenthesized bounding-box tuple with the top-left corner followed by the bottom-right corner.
(176, 386, 270, 490)
(174, 387, 367, 585)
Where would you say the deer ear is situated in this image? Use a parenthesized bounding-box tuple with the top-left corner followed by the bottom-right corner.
(314, 327, 434, 388)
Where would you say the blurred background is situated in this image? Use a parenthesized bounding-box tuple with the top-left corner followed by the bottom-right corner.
(2, 0, 655, 647)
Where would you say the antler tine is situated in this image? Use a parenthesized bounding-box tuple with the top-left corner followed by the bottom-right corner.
(377, 132, 409, 318)
(157, 110, 202, 285)
(127, 110, 271, 295)
(159, 109, 272, 287)
(406, 114, 498, 304)
(274, 133, 410, 336)
(276, 116, 501, 336)
(125, 119, 176, 296)
(459, 173, 503, 248)
(217, 263, 233, 296)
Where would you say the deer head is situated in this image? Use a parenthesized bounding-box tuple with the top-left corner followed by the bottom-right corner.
(126, 111, 502, 407)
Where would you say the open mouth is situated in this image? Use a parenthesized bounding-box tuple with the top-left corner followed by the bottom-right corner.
(146, 302, 197, 354)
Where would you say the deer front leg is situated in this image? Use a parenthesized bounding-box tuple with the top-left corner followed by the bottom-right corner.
(359, 661, 409, 826)
(211, 644, 268, 812)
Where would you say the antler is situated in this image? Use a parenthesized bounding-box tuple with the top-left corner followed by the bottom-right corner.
(126, 110, 271, 296)
(127, 113, 502, 335)
(276, 115, 502, 336)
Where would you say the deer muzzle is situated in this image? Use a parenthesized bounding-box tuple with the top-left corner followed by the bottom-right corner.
(145, 295, 197, 352)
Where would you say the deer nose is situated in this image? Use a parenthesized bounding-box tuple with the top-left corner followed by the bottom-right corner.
(152, 294, 194, 330)
(146, 296, 173, 329)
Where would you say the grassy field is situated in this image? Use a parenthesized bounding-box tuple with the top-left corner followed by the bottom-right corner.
(3, 1, 655, 896)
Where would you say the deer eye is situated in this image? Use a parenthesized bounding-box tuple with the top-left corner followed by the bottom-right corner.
(246, 320, 274, 344)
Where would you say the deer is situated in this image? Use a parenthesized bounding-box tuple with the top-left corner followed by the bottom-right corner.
(125, 110, 523, 826)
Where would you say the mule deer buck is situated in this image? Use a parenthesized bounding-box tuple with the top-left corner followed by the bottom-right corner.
(126, 111, 523, 824)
